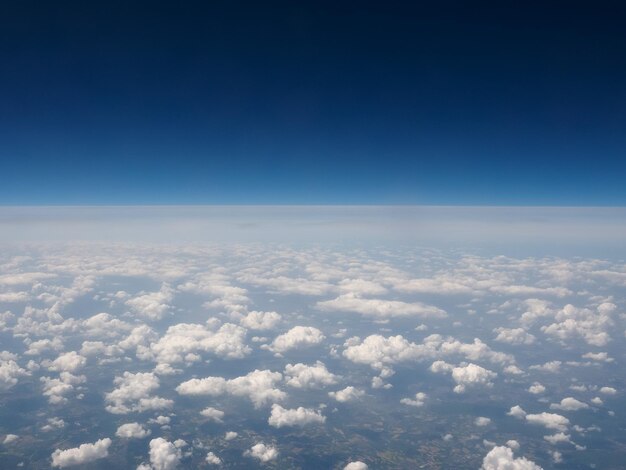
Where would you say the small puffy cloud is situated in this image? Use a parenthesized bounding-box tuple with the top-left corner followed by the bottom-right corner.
(41, 372, 85, 405)
(239, 311, 281, 330)
(329, 386, 365, 403)
(528, 383, 546, 394)
(529, 361, 561, 373)
(268, 404, 326, 428)
(400, 392, 427, 407)
(105, 372, 173, 414)
(284, 362, 338, 389)
(205, 452, 222, 465)
(49, 351, 86, 373)
(544, 432, 572, 445)
(600, 386, 617, 395)
(316, 293, 446, 319)
(481, 445, 541, 470)
(200, 407, 225, 423)
(224, 431, 238, 441)
(449, 363, 497, 393)
(244, 442, 278, 462)
(116, 422, 151, 439)
(266, 326, 325, 354)
(141, 322, 250, 365)
(176, 369, 285, 408)
(582, 352, 613, 362)
(344, 462, 369, 470)
(507, 406, 527, 419)
(148, 437, 182, 470)
(3, 434, 18, 444)
(493, 327, 535, 345)
(550, 397, 589, 411)
(525, 412, 570, 432)
(475, 417, 492, 426)
(0, 357, 29, 391)
(541, 304, 613, 347)
(51, 438, 112, 468)
(125, 284, 174, 321)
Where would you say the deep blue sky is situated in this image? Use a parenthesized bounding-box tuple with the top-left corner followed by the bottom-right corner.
(1, 1, 625, 205)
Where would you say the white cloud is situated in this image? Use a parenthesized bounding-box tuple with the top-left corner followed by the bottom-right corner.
(475, 417, 492, 426)
(400, 391, 427, 407)
(0, 356, 28, 391)
(493, 327, 535, 345)
(125, 284, 174, 321)
(3, 434, 18, 444)
(244, 442, 278, 462)
(284, 362, 338, 389)
(224, 431, 238, 441)
(148, 437, 182, 470)
(435, 363, 497, 393)
(205, 452, 222, 465)
(266, 326, 325, 354)
(528, 383, 546, 394)
(200, 407, 225, 423)
(507, 406, 527, 419)
(544, 432, 572, 445)
(344, 462, 369, 470)
(105, 372, 173, 414)
(176, 369, 285, 408)
(49, 351, 86, 373)
(268, 404, 326, 428)
(329, 386, 365, 403)
(550, 397, 589, 411)
(239, 311, 281, 330)
(116, 422, 151, 439)
(541, 304, 613, 346)
(481, 445, 541, 470)
(600, 386, 617, 395)
(525, 412, 570, 432)
(51, 438, 112, 468)
(141, 322, 250, 365)
(316, 293, 446, 319)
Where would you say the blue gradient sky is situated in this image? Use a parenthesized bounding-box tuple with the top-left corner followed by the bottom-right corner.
(1, 1, 625, 205)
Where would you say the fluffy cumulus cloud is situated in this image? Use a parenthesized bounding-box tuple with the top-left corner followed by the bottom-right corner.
(550, 397, 589, 411)
(343, 334, 512, 375)
(105, 372, 173, 414)
(0, 355, 29, 391)
(140, 322, 250, 366)
(200, 407, 225, 423)
(116, 422, 151, 439)
(431, 362, 497, 393)
(205, 452, 222, 465)
(48, 351, 87, 373)
(481, 445, 542, 470)
(51, 438, 112, 468)
(265, 326, 325, 354)
(400, 392, 427, 407)
(244, 442, 278, 462)
(239, 311, 281, 330)
(268, 404, 326, 428)
(329, 386, 365, 403)
(147, 437, 182, 470)
(526, 412, 570, 432)
(344, 462, 369, 470)
(493, 327, 536, 345)
(540, 304, 614, 346)
(176, 369, 285, 408)
(125, 284, 174, 321)
(316, 293, 446, 319)
(284, 361, 338, 389)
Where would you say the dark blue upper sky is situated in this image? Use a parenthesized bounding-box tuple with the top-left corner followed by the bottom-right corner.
(1, 1, 625, 205)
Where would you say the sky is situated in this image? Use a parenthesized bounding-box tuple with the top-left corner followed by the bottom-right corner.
(1, 1, 626, 204)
